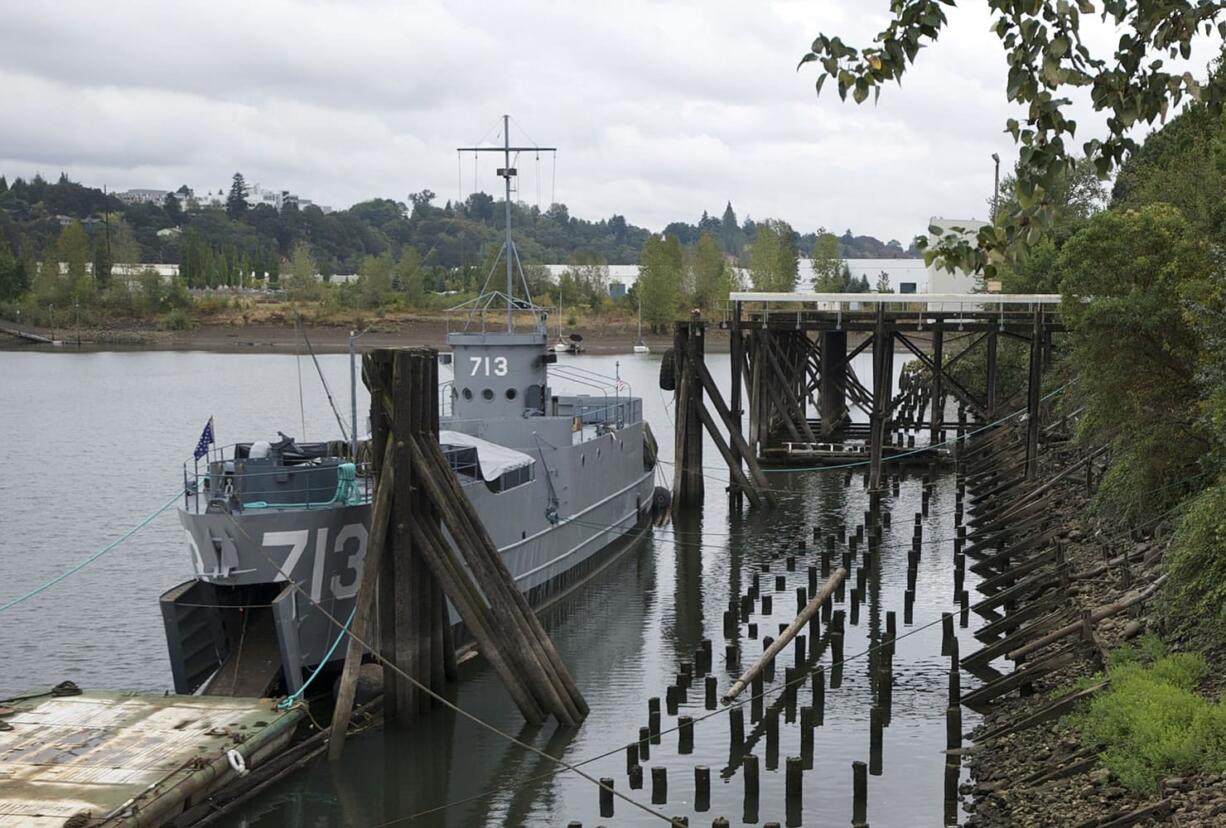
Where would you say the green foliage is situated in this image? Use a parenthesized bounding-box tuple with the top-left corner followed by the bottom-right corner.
(358, 253, 394, 309)
(394, 245, 425, 307)
(1163, 478, 1226, 640)
(810, 228, 842, 291)
(689, 232, 733, 310)
(749, 219, 798, 292)
(1059, 204, 1216, 522)
(0, 232, 26, 302)
(1071, 650, 1225, 794)
(801, 2, 1225, 278)
(226, 173, 248, 219)
(637, 234, 682, 332)
(285, 241, 321, 302)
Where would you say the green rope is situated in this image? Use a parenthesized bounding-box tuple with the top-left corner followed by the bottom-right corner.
(278, 606, 356, 709)
(0, 491, 182, 613)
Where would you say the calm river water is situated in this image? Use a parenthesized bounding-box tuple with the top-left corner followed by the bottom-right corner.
(0, 345, 978, 827)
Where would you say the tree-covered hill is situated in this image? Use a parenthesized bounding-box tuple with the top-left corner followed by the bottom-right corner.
(0, 172, 915, 286)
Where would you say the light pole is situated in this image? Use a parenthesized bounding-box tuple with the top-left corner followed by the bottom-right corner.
(991, 153, 1001, 222)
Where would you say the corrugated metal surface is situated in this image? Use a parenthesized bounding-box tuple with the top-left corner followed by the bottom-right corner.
(0, 690, 296, 827)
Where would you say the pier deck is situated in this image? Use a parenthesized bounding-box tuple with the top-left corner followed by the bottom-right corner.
(0, 688, 302, 827)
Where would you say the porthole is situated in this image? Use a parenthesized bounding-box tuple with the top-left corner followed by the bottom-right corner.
(482, 388, 494, 401)
(462, 388, 473, 400)
(506, 388, 518, 400)
(581, 455, 586, 466)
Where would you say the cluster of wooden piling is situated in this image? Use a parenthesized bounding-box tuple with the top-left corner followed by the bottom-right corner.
(954, 422, 1160, 726)
(672, 316, 776, 509)
(576, 461, 992, 826)
(329, 349, 587, 761)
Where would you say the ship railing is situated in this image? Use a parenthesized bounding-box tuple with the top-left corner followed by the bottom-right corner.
(549, 364, 638, 429)
(182, 456, 374, 513)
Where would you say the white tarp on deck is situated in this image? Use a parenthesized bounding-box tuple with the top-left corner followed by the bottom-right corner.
(439, 430, 535, 483)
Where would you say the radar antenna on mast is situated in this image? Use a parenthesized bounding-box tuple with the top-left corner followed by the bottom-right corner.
(456, 115, 556, 333)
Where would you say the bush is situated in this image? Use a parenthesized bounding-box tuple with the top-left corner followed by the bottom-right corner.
(1162, 477, 1226, 641)
(1071, 648, 1226, 793)
(161, 309, 192, 330)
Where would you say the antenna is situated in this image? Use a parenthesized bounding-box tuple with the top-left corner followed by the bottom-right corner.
(458, 115, 556, 332)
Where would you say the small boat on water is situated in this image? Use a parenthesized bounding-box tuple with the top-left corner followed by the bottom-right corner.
(160, 121, 662, 699)
(633, 300, 650, 354)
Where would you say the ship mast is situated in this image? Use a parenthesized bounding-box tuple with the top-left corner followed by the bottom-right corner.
(457, 115, 556, 332)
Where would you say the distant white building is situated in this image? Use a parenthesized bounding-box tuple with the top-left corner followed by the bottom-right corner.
(115, 188, 170, 206)
(925, 217, 988, 294)
(794, 257, 929, 294)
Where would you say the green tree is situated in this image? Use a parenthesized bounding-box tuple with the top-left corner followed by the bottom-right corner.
(690, 231, 733, 310)
(58, 222, 92, 303)
(395, 245, 425, 307)
(1059, 204, 1216, 523)
(285, 241, 320, 301)
(358, 252, 394, 308)
(226, 173, 248, 218)
(810, 228, 843, 291)
(163, 192, 183, 224)
(875, 271, 892, 293)
(749, 219, 798, 292)
(637, 234, 682, 332)
(800, 2, 1225, 277)
(92, 233, 112, 291)
(0, 234, 27, 301)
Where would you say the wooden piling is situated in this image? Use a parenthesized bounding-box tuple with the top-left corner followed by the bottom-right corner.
(722, 568, 848, 703)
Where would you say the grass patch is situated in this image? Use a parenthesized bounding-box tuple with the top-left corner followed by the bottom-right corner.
(1069, 638, 1226, 793)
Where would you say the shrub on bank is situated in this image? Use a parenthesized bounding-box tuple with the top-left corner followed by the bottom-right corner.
(1163, 478, 1226, 642)
(1072, 641, 1226, 793)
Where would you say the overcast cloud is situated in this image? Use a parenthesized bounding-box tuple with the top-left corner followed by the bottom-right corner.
(0, 1, 1218, 243)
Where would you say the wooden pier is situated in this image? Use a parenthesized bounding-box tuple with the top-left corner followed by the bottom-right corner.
(0, 688, 303, 827)
(672, 293, 1065, 509)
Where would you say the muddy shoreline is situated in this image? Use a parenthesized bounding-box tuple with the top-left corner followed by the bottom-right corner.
(0, 318, 709, 355)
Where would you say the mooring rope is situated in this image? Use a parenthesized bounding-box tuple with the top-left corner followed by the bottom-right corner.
(277, 607, 356, 710)
(0, 491, 182, 614)
(219, 512, 682, 827)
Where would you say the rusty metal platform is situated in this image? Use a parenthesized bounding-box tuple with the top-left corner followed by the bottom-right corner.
(0, 688, 302, 827)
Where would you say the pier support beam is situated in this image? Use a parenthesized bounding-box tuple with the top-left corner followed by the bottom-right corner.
(930, 328, 944, 444)
(730, 301, 745, 511)
(673, 317, 705, 509)
(985, 320, 999, 417)
(1025, 309, 1043, 480)
(820, 329, 848, 437)
(869, 308, 893, 492)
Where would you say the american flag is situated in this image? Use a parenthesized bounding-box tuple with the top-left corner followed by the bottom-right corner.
(193, 418, 214, 460)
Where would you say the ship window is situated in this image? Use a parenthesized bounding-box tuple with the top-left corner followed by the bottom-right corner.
(482, 388, 494, 401)
(506, 388, 518, 401)
(462, 388, 473, 400)
(488, 463, 533, 493)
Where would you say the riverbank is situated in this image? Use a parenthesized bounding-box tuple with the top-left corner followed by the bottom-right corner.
(961, 434, 1226, 827)
(0, 317, 698, 355)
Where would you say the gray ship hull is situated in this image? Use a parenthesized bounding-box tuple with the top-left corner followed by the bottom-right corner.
(161, 465, 655, 695)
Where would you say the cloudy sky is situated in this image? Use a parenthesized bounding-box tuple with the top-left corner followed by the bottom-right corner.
(0, 1, 1218, 243)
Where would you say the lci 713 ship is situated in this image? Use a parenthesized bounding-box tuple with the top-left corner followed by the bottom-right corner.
(160, 321, 663, 697)
(160, 118, 665, 698)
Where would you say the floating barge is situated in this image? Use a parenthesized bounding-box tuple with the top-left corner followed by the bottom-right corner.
(0, 688, 303, 827)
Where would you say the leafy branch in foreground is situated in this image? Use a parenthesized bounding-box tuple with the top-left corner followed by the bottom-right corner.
(799, 0, 1226, 277)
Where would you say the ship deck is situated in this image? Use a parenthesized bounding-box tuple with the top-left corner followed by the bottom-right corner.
(0, 688, 302, 827)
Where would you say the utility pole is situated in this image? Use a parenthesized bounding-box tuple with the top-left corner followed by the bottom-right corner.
(991, 153, 1001, 223)
(458, 116, 555, 332)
